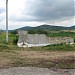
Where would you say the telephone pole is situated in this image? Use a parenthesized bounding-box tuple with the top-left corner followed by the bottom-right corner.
(6, 0, 8, 42)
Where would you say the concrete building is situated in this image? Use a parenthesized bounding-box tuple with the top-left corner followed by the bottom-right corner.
(17, 30, 74, 47)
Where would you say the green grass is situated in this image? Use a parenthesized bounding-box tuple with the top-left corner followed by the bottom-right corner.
(47, 32, 75, 37)
(43, 44, 75, 51)
(0, 31, 75, 51)
(0, 43, 75, 52)
(0, 32, 18, 45)
(0, 32, 75, 69)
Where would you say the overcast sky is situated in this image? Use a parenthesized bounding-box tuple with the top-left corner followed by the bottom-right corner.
(0, 0, 74, 30)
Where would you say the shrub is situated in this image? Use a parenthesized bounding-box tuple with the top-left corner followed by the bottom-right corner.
(13, 36, 18, 45)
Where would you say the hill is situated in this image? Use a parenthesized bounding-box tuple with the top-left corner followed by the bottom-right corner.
(70, 26, 75, 29)
(34, 24, 67, 30)
(1, 24, 75, 32)
(16, 24, 75, 31)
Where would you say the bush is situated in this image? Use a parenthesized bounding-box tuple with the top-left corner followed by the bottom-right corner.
(28, 29, 48, 35)
(44, 44, 75, 51)
(13, 36, 18, 45)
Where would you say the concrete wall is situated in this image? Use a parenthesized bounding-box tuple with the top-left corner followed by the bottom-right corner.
(18, 30, 27, 43)
(48, 37, 74, 45)
(17, 30, 74, 47)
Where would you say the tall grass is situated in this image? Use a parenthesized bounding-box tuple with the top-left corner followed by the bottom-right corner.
(43, 44, 75, 51)
(0, 32, 18, 44)
(47, 32, 75, 37)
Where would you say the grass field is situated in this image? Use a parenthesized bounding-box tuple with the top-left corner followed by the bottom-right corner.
(47, 31, 75, 38)
(0, 31, 75, 69)
(0, 32, 18, 45)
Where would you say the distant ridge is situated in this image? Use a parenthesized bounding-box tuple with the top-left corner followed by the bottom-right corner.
(1, 24, 75, 32)
(70, 26, 75, 29)
(16, 24, 75, 31)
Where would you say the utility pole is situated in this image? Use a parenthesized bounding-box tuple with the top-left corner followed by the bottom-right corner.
(6, 0, 8, 43)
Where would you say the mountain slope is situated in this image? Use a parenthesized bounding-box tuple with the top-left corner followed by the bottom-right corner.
(17, 24, 74, 31)
(34, 24, 68, 30)
(12, 24, 75, 31)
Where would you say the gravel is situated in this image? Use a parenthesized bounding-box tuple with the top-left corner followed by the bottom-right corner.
(0, 67, 75, 75)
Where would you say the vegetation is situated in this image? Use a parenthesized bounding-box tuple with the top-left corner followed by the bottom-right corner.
(47, 31, 75, 37)
(28, 29, 48, 34)
(43, 44, 75, 51)
(0, 31, 75, 51)
(16, 24, 75, 31)
(0, 30, 75, 69)
(0, 32, 18, 45)
(28, 30, 75, 37)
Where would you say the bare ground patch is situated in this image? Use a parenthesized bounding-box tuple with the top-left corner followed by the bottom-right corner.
(0, 51, 75, 69)
(15, 51, 74, 59)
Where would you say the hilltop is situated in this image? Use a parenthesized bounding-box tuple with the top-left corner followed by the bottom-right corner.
(0, 24, 75, 32)
(16, 24, 75, 31)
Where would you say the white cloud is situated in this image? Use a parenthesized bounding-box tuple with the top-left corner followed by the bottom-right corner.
(53, 18, 74, 27)
(0, 0, 74, 30)
(8, 21, 44, 30)
(8, 0, 26, 16)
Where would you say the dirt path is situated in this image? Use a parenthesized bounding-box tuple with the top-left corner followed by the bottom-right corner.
(0, 67, 75, 75)
(0, 51, 75, 69)
(15, 51, 74, 60)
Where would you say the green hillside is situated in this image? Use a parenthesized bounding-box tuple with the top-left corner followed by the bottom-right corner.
(15, 24, 75, 31)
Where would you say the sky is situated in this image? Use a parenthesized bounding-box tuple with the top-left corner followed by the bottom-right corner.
(0, 0, 75, 30)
